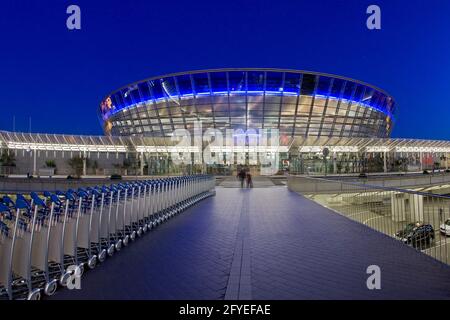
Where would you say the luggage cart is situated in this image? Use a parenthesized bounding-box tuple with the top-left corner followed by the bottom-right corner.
(75, 189, 98, 270)
(161, 179, 171, 221)
(140, 182, 151, 233)
(0, 197, 41, 300)
(128, 184, 140, 239)
(0, 202, 25, 300)
(134, 182, 146, 236)
(26, 192, 65, 297)
(40, 191, 79, 289)
(152, 180, 163, 227)
(98, 186, 117, 256)
(113, 185, 130, 247)
(107, 185, 122, 250)
(61, 189, 95, 277)
(122, 184, 136, 242)
(148, 181, 159, 229)
(87, 187, 107, 264)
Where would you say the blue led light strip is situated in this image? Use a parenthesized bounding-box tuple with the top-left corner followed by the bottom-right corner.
(105, 90, 392, 120)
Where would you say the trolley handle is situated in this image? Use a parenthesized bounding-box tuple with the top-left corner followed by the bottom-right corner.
(30, 192, 46, 207)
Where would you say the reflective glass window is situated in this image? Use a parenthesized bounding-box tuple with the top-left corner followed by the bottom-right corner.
(247, 71, 265, 91)
(265, 72, 283, 92)
(353, 85, 365, 102)
(176, 75, 193, 95)
(121, 88, 133, 106)
(330, 79, 345, 97)
(149, 79, 164, 100)
(343, 82, 356, 100)
(161, 77, 178, 98)
(284, 73, 301, 93)
(193, 73, 210, 94)
(228, 71, 246, 92)
(300, 74, 317, 95)
(317, 76, 332, 96)
(209, 72, 228, 92)
(138, 82, 151, 101)
(111, 93, 123, 110)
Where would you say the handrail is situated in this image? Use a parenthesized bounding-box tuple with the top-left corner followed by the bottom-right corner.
(292, 175, 450, 200)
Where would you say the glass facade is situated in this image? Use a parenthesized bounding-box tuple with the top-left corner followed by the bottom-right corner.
(99, 69, 396, 138)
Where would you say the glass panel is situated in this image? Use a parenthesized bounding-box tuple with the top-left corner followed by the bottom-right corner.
(343, 82, 356, 100)
(228, 71, 246, 92)
(161, 77, 178, 98)
(330, 79, 345, 97)
(247, 71, 265, 91)
(149, 79, 164, 100)
(210, 72, 228, 92)
(300, 74, 316, 95)
(111, 93, 123, 110)
(193, 73, 210, 94)
(353, 84, 365, 102)
(176, 75, 193, 95)
(317, 76, 332, 96)
(121, 88, 133, 106)
(284, 72, 301, 93)
(138, 82, 151, 101)
(265, 72, 283, 92)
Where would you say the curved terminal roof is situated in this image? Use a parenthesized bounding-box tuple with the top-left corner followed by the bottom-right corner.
(98, 68, 396, 138)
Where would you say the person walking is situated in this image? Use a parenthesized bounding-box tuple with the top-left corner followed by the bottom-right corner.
(246, 172, 253, 188)
(237, 169, 246, 188)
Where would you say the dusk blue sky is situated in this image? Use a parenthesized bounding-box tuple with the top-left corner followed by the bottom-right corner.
(0, 0, 449, 139)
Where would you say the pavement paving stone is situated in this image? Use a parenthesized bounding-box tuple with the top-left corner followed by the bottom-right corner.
(50, 187, 450, 300)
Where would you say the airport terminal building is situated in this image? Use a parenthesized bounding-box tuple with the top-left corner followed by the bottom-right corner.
(1, 68, 450, 176)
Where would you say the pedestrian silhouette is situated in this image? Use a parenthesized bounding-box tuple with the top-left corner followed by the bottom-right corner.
(246, 172, 253, 188)
(237, 169, 246, 188)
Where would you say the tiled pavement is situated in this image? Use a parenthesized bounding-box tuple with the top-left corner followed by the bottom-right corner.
(51, 187, 450, 300)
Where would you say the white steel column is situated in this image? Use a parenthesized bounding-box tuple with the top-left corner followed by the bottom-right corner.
(333, 152, 337, 174)
(140, 152, 144, 176)
(391, 192, 406, 222)
(33, 149, 37, 175)
(420, 152, 423, 171)
(446, 153, 449, 170)
(83, 152, 87, 176)
(409, 194, 424, 222)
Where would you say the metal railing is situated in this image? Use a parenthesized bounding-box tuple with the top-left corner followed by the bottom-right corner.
(288, 175, 450, 266)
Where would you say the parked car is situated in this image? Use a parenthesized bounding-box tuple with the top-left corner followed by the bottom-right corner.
(440, 219, 450, 236)
(395, 222, 435, 248)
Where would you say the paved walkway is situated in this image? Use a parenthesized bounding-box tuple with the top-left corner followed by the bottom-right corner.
(51, 187, 450, 300)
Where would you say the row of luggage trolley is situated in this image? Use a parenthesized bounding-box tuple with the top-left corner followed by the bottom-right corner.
(0, 174, 216, 300)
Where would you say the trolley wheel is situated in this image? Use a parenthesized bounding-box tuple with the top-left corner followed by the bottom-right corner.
(131, 231, 136, 241)
(143, 225, 148, 233)
(123, 235, 129, 246)
(115, 240, 122, 251)
(27, 288, 41, 300)
(60, 272, 71, 287)
(88, 256, 97, 269)
(77, 263, 85, 277)
(98, 249, 107, 262)
(108, 244, 115, 256)
(44, 279, 58, 296)
(137, 228, 143, 237)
